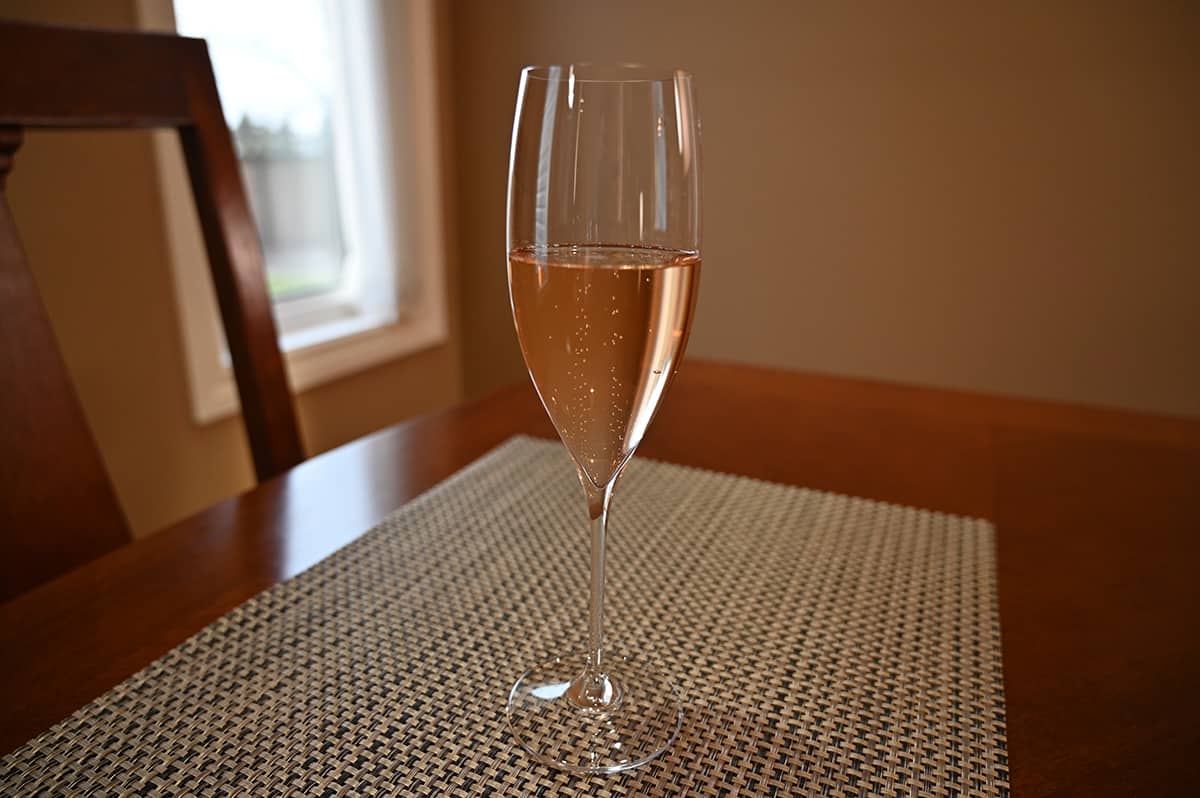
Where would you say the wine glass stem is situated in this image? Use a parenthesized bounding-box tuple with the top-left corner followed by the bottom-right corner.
(581, 477, 615, 698)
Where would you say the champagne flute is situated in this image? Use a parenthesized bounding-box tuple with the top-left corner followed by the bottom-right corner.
(505, 64, 701, 774)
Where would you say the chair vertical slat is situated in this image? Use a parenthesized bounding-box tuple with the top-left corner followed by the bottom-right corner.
(180, 48, 304, 481)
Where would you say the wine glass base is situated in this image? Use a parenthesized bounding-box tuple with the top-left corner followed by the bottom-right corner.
(506, 653, 683, 774)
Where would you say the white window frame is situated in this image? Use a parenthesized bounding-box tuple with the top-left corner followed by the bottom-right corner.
(137, 0, 449, 423)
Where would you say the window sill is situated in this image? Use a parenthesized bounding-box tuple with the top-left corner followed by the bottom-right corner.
(196, 306, 448, 424)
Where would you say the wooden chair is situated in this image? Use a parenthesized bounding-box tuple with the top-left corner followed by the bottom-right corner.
(0, 22, 305, 601)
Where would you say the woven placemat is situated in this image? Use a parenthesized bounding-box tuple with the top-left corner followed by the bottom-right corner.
(1, 436, 1008, 797)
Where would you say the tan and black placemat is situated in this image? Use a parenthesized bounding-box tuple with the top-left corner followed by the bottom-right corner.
(1, 436, 1008, 796)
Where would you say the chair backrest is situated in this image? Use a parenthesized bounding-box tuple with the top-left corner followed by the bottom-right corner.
(0, 22, 305, 601)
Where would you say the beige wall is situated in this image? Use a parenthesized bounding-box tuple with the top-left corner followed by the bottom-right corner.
(4, 0, 1197, 541)
(2, 0, 463, 536)
(449, 0, 1200, 418)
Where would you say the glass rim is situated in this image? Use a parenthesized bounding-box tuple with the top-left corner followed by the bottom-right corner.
(521, 64, 693, 85)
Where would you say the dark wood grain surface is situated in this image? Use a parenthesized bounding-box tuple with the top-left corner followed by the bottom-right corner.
(2, 361, 1198, 796)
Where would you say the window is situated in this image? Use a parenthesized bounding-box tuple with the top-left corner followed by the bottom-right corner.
(138, 0, 448, 422)
(176, 0, 350, 307)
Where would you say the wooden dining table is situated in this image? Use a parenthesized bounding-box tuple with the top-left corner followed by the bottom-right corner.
(1, 360, 1197, 796)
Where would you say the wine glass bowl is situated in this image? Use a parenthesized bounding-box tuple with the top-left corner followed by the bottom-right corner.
(508, 244, 701, 489)
(505, 64, 701, 774)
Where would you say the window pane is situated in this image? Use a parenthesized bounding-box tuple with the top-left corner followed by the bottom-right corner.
(175, 0, 347, 301)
